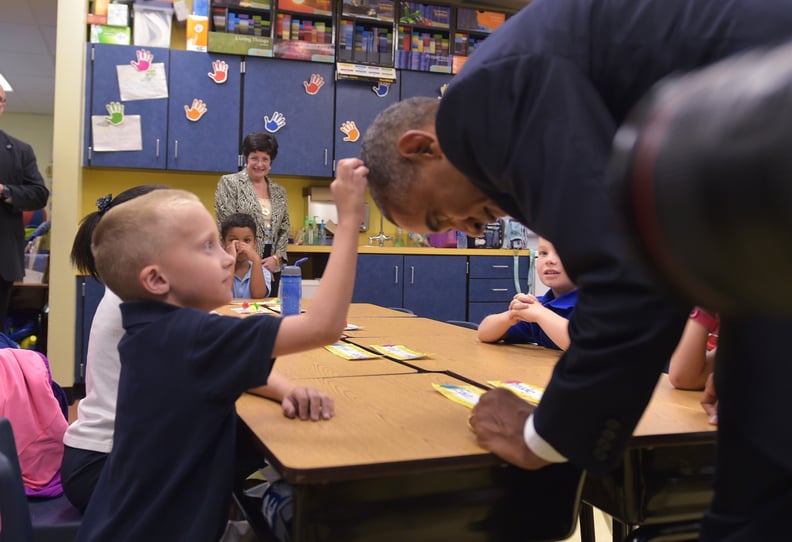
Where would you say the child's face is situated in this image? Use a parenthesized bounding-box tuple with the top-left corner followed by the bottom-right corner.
(224, 226, 257, 262)
(536, 238, 575, 295)
(158, 202, 235, 311)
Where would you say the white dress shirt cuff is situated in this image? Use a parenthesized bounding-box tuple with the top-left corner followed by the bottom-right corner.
(523, 414, 568, 463)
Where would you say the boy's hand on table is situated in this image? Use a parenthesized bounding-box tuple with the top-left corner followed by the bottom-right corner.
(282, 386, 335, 421)
(469, 388, 551, 470)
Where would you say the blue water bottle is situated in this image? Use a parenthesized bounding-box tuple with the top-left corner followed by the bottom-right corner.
(279, 265, 302, 316)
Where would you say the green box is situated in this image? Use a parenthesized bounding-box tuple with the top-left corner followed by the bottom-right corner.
(90, 24, 131, 45)
(207, 32, 273, 56)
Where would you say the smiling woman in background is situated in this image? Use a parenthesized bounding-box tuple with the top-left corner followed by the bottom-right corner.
(215, 132, 290, 296)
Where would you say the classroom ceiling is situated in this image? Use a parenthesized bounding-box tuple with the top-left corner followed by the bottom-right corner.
(0, 0, 532, 117)
(0, 0, 58, 116)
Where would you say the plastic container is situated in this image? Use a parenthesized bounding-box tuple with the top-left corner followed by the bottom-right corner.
(428, 230, 457, 248)
(279, 265, 302, 316)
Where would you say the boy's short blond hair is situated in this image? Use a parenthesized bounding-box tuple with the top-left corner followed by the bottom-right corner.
(92, 189, 201, 300)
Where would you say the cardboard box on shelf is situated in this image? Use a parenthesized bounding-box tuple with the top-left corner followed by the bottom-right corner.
(187, 14, 209, 51)
(107, 3, 129, 26)
(208, 32, 273, 56)
(90, 24, 132, 45)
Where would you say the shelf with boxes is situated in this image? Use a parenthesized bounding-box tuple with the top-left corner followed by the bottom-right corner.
(208, 0, 275, 56)
(396, 1, 452, 73)
(274, 0, 336, 62)
(337, 0, 396, 66)
(452, 7, 506, 73)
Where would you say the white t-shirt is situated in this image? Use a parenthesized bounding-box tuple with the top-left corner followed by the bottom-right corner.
(63, 288, 123, 453)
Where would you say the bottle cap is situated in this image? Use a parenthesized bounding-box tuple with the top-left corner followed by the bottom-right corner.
(281, 265, 301, 276)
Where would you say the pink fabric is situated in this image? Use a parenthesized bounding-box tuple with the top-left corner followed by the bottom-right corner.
(0, 348, 68, 495)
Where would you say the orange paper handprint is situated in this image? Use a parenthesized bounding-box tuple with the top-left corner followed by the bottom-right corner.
(339, 120, 360, 142)
(184, 98, 208, 121)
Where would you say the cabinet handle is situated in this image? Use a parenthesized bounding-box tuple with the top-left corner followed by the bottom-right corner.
(88, 146, 92, 161)
(155, 139, 160, 158)
(174, 140, 179, 159)
(394, 266, 399, 285)
(324, 148, 328, 166)
(490, 288, 509, 292)
(490, 265, 509, 269)
(410, 266, 415, 285)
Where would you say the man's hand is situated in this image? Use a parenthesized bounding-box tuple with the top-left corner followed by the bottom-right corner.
(469, 388, 551, 470)
(282, 386, 335, 420)
(701, 372, 718, 425)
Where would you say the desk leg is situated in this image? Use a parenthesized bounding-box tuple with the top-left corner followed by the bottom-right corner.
(579, 502, 596, 542)
(612, 518, 630, 542)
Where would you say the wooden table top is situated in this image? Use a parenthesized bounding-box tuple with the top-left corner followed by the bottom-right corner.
(273, 345, 417, 380)
(237, 372, 496, 484)
(345, 328, 715, 444)
(214, 301, 417, 320)
(343, 316, 478, 339)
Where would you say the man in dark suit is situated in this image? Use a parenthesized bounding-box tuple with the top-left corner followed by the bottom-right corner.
(360, 0, 792, 539)
(0, 86, 50, 332)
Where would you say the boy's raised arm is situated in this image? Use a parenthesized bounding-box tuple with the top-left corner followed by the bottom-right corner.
(272, 158, 368, 356)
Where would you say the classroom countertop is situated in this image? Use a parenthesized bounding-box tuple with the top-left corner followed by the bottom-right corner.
(288, 244, 531, 256)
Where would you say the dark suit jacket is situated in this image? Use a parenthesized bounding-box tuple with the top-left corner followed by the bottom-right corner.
(0, 130, 49, 282)
(437, 0, 792, 473)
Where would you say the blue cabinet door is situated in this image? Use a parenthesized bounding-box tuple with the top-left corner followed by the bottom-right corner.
(86, 44, 170, 169)
(403, 255, 467, 321)
(399, 70, 452, 100)
(243, 58, 335, 177)
(334, 76, 401, 164)
(167, 51, 242, 172)
(352, 254, 403, 308)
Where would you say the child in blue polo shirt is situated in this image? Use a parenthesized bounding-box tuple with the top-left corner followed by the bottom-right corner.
(76, 158, 368, 542)
(478, 237, 578, 350)
(221, 212, 272, 298)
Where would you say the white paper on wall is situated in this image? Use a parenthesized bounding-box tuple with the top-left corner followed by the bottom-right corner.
(116, 63, 169, 101)
(91, 115, 143, 152)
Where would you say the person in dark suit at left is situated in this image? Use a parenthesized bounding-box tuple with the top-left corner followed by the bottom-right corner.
(0, 86, 50, 332)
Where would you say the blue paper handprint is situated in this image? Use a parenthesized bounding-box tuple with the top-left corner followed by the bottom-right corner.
(264, 111, 286, 133)
(371, 82, 391, 97)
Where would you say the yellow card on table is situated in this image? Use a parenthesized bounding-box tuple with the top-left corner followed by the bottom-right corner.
(488, 380, 544, 404)
(369, 344, 429, 360)
(325, 342, 381, 360)
(432, 383, 485, 409)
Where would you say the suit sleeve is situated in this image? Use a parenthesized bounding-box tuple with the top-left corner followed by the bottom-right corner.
(439, 55, 689, 473)
(5, 142, 48, 211)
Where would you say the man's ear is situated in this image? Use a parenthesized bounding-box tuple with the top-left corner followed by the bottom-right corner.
(139, 264, 169, 296)
(397, 130, 440, 160)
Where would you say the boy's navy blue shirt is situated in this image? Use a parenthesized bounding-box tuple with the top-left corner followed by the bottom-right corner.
(504, 289, 578, 350)
(77, 300, 281, 542)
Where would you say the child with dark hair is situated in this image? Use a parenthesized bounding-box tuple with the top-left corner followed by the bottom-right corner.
(220, 212, 272, 298)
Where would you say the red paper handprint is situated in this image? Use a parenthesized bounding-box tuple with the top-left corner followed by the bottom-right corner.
(303, 73, 325, 95)
(130, 49, 153, 72)
(208, 60, 229, 84)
